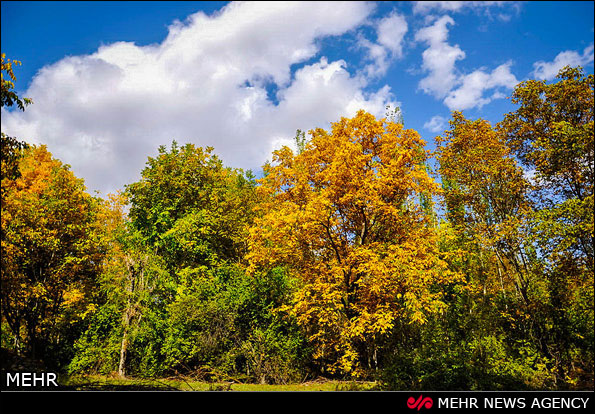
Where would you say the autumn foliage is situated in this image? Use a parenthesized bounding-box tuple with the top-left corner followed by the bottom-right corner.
(1, 145, 105, 364)
(1, 56, 593, 389)
(248, 111, 461, 376)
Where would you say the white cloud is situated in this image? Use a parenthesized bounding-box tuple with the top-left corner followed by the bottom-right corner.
(412, 2, 521, 26)
(377, 12, 408, 58)
(358, 36, 392, 79)
(1, 1, 400, 197)
(532, 44, 594, 80)
(424, 115, 448, 133)
(258, 57, 397, 156)
(414, 15, 517, 111)
(444, 61, 517, 110)
(413, 1, 510, 14)
(358, 11, 408, 78)
(415, 15, 466, 99)
(523, 168, 537, 186)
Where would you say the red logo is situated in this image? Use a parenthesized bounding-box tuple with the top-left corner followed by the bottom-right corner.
(407, 395, 433, 410)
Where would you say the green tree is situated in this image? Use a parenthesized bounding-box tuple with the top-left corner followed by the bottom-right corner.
(434, 113, 556, 390)
(431, 67, 594, 390)
(498, 66, 593, 270)
(498, 66, 594, 387)
(1, 52, 30, 235)
(69, 192, 171, 377)
(437, 112, 534, 304)
(126, 141, 257, 270)
(71, 142, 308, 382)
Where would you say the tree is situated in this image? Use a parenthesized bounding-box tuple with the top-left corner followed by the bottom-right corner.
(1, 145, 106, 363)
(437, 112, 534, 303)
(435, 112, 558, 389)
(71, 141, 306, 381)
(498, 66, 593, 271)
(126, 141, 257, 271)
(100, 193, 169, 378)
(1, 53, 32, 111)
(1, 134, 28, 182)
(248, 110, 461, 377)
(1, 52, 30, 214)
(68, 192, 172, 378)
(123, 139, 261, 375)
(497, 66, 594, 387)
(433, 67, 594, 389)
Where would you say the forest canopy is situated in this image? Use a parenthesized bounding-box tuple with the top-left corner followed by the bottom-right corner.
(1, 53, 593, 390)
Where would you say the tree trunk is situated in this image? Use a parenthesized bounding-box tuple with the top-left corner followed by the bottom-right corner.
(119, 257, 139, 378)
(118, 309, 131, 378)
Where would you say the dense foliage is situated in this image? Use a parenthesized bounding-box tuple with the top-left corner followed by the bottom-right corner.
(1, 55, 593, 390)
(248, 111, 461, 377)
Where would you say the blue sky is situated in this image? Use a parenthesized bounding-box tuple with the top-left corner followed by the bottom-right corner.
(1, 1, 593, 196)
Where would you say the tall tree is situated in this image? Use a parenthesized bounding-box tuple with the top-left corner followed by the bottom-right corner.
(498, 66, 593, 271)
(1, 53, 30, 223)
(68, 192, 171, 378)
(497, 66, 594, 386)
(437, 112, 534, 303)
(435, 112, 556, 388)
(126, 141, 257, 271)
(248, 110, 461, 377)
(1, 145, 106, 362)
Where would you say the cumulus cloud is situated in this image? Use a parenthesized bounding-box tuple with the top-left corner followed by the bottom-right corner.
(1, 1, 400, 196)
(444, 61, 518, 110)
(415, 16, 518, 111)
(358, 11, 408, 78)
(423, 115, 448, 133)
(377, 12, 409, 58)
(532, 44, 594, 80)
(415, 15, 465, 99)
(358, 36, 392, 79)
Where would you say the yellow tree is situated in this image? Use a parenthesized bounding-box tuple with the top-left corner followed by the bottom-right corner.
(248, 110, 461, 376)
(1, 53, 32, 110)
(436, 112, 534, 302)
(1, 145, 105, 360)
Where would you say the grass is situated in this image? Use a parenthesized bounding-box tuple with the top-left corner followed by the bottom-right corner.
(59, 374, 380, 391)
